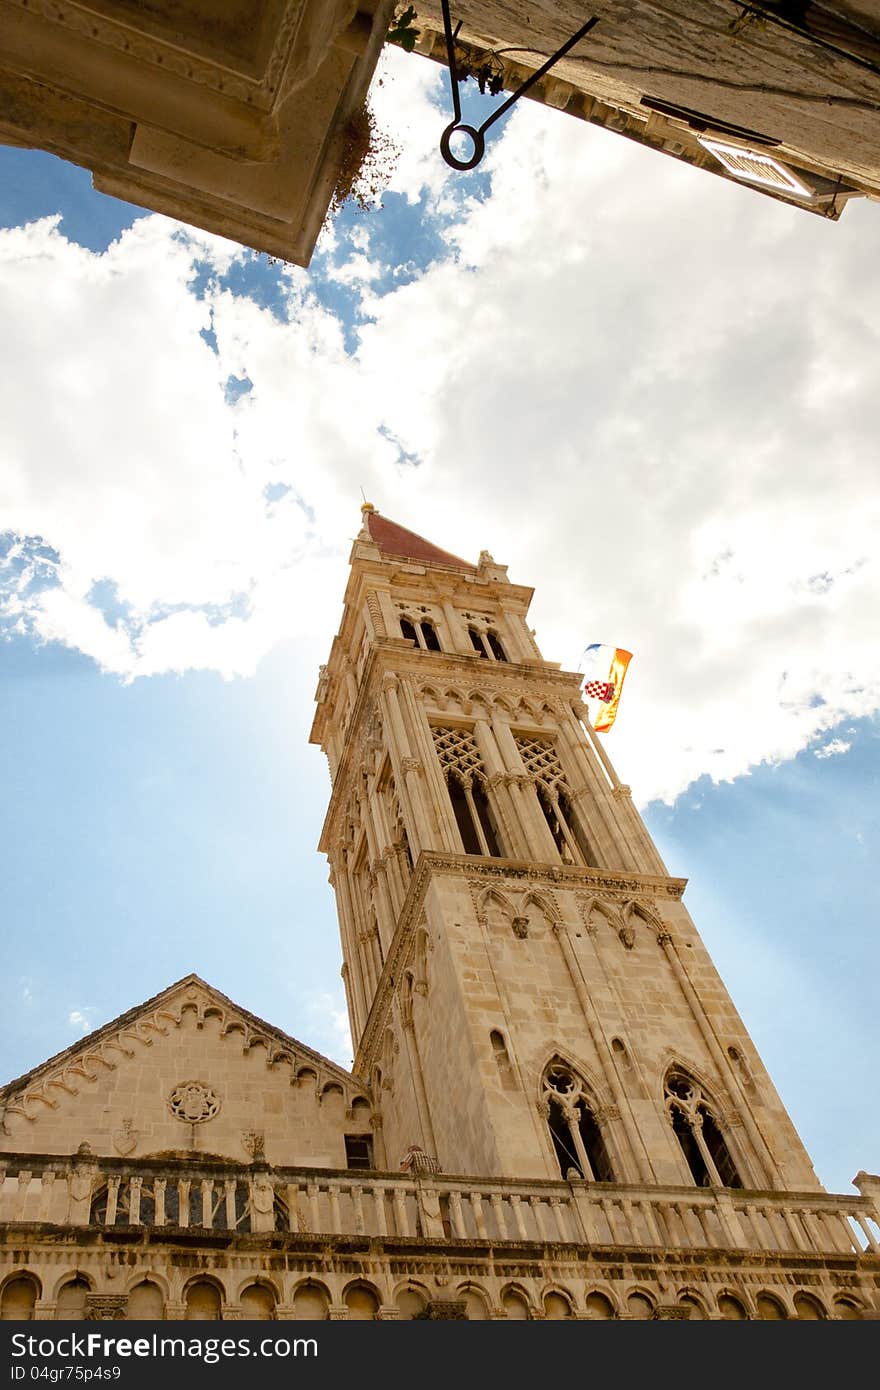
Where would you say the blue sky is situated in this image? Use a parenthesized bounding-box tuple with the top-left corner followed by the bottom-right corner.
(0, 49, 877, 1197)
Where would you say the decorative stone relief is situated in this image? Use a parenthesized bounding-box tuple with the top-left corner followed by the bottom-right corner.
(242, 1131, 266, 1161)
(112, 1117, 138, 1156)
(168, 1081, 221, 1124)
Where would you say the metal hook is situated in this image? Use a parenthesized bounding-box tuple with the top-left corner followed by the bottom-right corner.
(439, 0, 600, 171)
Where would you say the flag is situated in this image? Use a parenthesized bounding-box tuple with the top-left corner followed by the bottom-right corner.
(581, 644, 633, 732)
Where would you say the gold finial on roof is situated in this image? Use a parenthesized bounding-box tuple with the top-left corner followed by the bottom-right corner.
(361, 501, 375, 513)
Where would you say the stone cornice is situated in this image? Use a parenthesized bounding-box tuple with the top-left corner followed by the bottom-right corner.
(0, 974, 367, 1119)
(353, 853, 687, 1077)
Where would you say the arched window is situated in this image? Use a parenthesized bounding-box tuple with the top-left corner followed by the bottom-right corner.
(542, 1060, 615, 1182)
(400, 615, 442, 652)
(56, 1278, 89, 1320)
(515, 736, 596, 867)
(1, 1275, 38, 1321)
(185, 1280, 222, 1321)
(126, 1281, 164, 1320)
(395, 1287, 427, 1320)
(664, 1069, 743, 1188)
(345, 1283, 379, 1320)
(432, 726, 504, 858)
(755, 1293, 787, 1320)
(292, 1282, 329, 1320)
(240, 1284, 276, 1320)
(467, 626, 508, 661)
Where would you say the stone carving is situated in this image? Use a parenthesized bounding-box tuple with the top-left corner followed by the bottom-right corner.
(618, 924, 636, 950)
(112, 1117, 138, 1156)
(512, 916, 530, 939)
(85, 1295, 127, 1321)
(168, 1081, 221, 1124)
(251, 1175, 275, 1215)
(242, 1131, 266, 1161)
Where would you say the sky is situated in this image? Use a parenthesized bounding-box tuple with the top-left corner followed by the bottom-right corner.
(0, 47, 877, 1198)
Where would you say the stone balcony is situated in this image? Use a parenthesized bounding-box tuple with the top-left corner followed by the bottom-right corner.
(2, 1152, 878, 1260)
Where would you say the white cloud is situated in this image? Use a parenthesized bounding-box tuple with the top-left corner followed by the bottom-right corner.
(67, 1008, 98, 1034)
(2, 90, 880, 803)
(306, 992, 353, 1069)
(813, 738, 852, 759)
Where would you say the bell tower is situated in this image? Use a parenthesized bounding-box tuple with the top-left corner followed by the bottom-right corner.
(310, 506, 821, 1192)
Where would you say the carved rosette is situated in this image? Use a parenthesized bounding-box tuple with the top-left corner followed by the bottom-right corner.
(168, 1081, 221, 1124)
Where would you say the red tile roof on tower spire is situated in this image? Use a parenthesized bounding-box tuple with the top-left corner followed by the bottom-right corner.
(361, 505, 476, 572)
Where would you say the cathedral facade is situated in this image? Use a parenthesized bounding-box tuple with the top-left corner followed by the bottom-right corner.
(1, 507, 878, 1321)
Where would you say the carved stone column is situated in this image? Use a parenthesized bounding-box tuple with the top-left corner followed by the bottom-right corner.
(86, 1295, 127, 1320)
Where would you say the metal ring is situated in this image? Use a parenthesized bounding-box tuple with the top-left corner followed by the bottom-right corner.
(440, 122, 485, 171)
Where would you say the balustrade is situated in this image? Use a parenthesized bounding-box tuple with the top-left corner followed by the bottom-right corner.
(1, 1156, 877, 1258)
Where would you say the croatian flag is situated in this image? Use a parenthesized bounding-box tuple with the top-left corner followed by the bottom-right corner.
(581, 644, 633, 732)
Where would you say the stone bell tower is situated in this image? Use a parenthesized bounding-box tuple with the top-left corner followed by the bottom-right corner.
(309, 505, 822, 1193)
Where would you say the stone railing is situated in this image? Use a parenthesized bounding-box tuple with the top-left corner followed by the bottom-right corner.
(1, 1154, 878, 1259)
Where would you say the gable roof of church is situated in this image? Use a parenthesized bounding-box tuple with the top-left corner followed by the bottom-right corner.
(363, 505, 476, 573)
(0, 972, 360, 1100)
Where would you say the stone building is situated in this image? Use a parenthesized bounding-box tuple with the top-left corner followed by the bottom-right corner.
(412, 0, 880, 220)
(1, 505, 878, 1321)
(0, 1, 397, 266)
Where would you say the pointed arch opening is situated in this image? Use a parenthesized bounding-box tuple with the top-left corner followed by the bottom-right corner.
(664, 1068, 743, 1188)
(542, 1059, 615, 1182)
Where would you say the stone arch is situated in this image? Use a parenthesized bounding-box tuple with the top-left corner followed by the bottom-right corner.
(123, 1269, 170, 1299)
(755, 1291, 789, 1320)
(319, 1080, 345, 1104)
(476, 885, 516, 923)
(456, 1283, 490, 1320)
(581, 896, 621, 933)
(411, 926, 430, 995)
(126, 1280, 165, 1320)
(55, 1275, 92, 1320)
(500, 1283, 532, 1319)
(621, 898, 663, 936)
(240, 1281, 277, 1320)
(183, 1275, 225, 1321)
(520, 889, 560, 929)
(793, 1291, 827, 1320)
(542, 1285, 575, 1320)
(0, 1272, 41, 1321)
(663, 1062, 745, 1188)
(717, 1291, 749, 1319)
(343, 1279, 381, 1320)
(584, 1289, 617, 1319)
(291, 1279, 330, 1321)
(393, 1280, 430, 1320)
(677, 1288, 708, 1320)
(625, 1287, 656, 1319)
(833, 1297, 864, 1320)
(51, 1269, 94, 1302)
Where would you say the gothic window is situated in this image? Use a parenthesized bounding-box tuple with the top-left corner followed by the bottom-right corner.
(486, 630, 507, 661)
(344, 1134, 374, 1170)
(467, 625, 508, 661)
(542, 1061, 615, 1182)
(0, 1275, 38, 1321)
(185, 1280, 222, 1320)
(515, 736, 595, 867)
(399, 614, 442, 651)
(241, 1284, 276, 1320)
(664, 1069, 743, 1189)
(126, 1281, 164, 1320)
(431, 726, 504, 858)
(55, 1278, 89, 1320)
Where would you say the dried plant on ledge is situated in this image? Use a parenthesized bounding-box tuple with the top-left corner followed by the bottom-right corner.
(331, 103, 401, 214)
